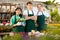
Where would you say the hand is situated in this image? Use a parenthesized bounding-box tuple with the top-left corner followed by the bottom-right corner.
(28, 16, 34, 20)
(31, 16, 37, 20)
(13, 24, 17, 26)
(31, 16, 35, 20)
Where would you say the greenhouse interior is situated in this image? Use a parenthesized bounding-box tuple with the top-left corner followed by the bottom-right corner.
(0, 0, 60, 40)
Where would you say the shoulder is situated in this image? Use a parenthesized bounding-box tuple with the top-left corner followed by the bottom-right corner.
(43, 11, 50, 15)
(23, 10, 27, 13)
(23, 10, 28, 15)
(32, 9, 38, 16)
(43, 11, 50, 17)
(11, 15, 15, 18)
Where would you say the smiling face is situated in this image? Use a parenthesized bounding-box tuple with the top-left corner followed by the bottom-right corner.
(15, 8, 22, 15)
(27, 4, 32, 10)
(37, 4, 43, 11)
(26, 2, 32, 10)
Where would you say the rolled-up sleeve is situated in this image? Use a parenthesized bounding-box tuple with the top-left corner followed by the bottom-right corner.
(44, 11, 50, 17)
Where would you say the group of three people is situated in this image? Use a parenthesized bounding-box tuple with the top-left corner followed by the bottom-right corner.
(10, 2, 50, 36)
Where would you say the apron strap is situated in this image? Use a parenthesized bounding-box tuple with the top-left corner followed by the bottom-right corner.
(37, 11, 44, 16)
(37, 11, 39, 15)
(27, 10, 34, 16)
(42, 12, 44, 15)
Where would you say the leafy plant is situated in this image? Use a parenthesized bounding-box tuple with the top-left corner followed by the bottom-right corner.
(3, 33, 22, 40)
(43, 0, 55, 5)
(0, 25, 12, 32)
(50, 6, 60, 23)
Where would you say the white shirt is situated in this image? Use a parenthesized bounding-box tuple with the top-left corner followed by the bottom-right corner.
(23, 9, 37, 16)
(37, 11, 50, 17)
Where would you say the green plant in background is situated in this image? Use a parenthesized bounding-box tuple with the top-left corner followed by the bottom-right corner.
(37, 35, 46, 40)
(3, 33, 22, 40)
(50, 6, 60, 23)
(43, 0, 60, 23)
(11, 33, 21, 40)
(32, 35, 56, 40)
(3, 35, 11, 40)
(50, 7, 58, 20)
(55, 15, 60, 23)
(2, 25, 60, 40)
(47, 25, 60, 35)
(35, 25, 60, 40)
(43, 0, 55, 5)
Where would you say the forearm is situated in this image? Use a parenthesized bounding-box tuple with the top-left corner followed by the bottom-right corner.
(25, 16, 34, 20)
(31, 16, 37, 21)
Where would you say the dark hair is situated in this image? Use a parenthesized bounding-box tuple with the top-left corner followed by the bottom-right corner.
(15, 7, 22, 12)
(13, 7, 22, 15)
(26, 1, 32, 5)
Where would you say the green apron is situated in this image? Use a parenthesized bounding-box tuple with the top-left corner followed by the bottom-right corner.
(12, 15, 24, 33)
(37, 12, 46, 31)
(25, 10, 36, 32)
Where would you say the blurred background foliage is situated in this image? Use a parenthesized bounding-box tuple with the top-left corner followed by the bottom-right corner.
(43, 0, 60, 23)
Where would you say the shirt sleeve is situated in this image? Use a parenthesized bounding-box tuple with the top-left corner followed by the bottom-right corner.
(33, 8, 38, 16)
(33, 10, 37, 16)
(44, 11, 50, 17)
(23, 10, 28, 15)
(10, 16, 15, 25)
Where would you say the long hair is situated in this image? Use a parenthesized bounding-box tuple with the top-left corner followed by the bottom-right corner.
(13, 7, 22, 15)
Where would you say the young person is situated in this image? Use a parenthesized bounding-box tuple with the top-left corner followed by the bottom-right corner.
(37, 4, 50, 33)
(10, 7, 25, 36)
(23, 2, 37, 35)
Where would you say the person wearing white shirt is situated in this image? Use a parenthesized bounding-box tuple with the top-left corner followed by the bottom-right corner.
(23, 2, 37, 35)
(37, 4, 50, 33)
